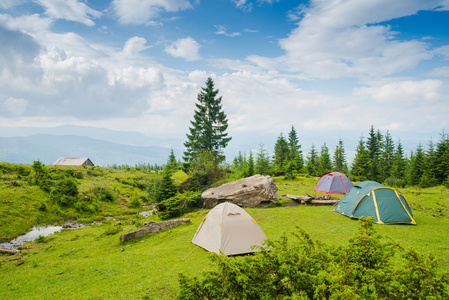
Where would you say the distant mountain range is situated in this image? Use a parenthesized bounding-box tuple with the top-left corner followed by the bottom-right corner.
(0, 126, 183, 166)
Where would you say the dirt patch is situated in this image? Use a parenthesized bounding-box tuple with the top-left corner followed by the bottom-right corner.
(282, 200, 299, 207)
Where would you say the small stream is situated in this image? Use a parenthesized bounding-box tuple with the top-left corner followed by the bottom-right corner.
(0, 225, 63, 250)
(1, 209, 157, 250)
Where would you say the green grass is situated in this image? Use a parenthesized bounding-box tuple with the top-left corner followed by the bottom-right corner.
(1, 168, 448, 299)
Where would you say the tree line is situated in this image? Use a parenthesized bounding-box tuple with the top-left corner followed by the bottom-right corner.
(228, 125, 449, 188)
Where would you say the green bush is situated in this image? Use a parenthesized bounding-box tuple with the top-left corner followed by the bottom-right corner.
(158, 191, 201, 220)
(35, 235, 46, 243)
(37, 201, 47, 212)
(177, 218, 449, 300)
(385, 177, 407, 188)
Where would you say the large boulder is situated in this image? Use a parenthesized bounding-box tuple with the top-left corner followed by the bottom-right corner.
(201, 175, 279, 208)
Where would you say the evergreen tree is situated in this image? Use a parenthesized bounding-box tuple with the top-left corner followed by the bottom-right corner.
(247, 151, 254, 177)
(183, 77, 231, 166)
(380, 131, 395, 182)
(273, 133, 289, 175)
(318, 143, 332, 175)
(306, 144, 319, 176)
(167, 149, 178, 170)
(435, 130, 449, 184)
(408, 144, 425, 186)
(366, 126, 382, 181)
(232, 151, 247, 178)
(420, 139, 439, 188)
(333, 139, 348, 174)
(391, 139, 406, 179)
(255, 144, 271, 175)
(287, 125, 303, 172)
(158, 165, 177, 202)
(351, 136, 370, 180)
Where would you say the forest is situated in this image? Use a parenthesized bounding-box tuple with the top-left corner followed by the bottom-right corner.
(228, 125, 449, 189)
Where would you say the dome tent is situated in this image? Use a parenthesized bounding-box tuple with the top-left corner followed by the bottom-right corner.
(313, 172, 354, 195)
(191, 202, 267, 256)
(334, 181, 416, 225)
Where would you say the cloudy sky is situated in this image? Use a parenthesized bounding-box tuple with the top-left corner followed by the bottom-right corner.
(1, 0, 449, 156)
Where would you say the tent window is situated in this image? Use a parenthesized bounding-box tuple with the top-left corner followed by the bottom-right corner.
(227, 213, 241, 216)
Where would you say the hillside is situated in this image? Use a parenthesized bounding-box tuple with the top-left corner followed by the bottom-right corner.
(0, 163, 448, 299)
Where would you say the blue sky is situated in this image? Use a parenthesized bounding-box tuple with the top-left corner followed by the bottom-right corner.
(1, 0, 449, 158)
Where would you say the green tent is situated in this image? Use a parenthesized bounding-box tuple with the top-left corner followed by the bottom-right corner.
(334, 181, 416, 225)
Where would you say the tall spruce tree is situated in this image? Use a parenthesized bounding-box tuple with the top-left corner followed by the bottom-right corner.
(256, 144, 271, 175)
(391, 139, 406, 179)
(352, 136, 370, 180)
(435, 130, 449, 184)
(380, 131, 395, 182)
(273, 133, 289, 175)
(287, 125, 303, 172)
(366, 126, 382, 181)
(247, 151, 255, 177)
(319, 143, 332, 175)
(408, 144, 425, 186)
(183, 77, 231, 166)
(333, 139, 348, 174)
(306, 144, 319, 176)
(420, 139, 439, 188)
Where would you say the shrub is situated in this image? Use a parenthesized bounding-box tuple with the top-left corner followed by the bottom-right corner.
(37, 201, 47, 212)
(158, 191, 201, 220)
(177, 218, 449, 300)
(385, 177, 407, 188)
(35, 235, 46, 243)
(51, 177, 79, 207)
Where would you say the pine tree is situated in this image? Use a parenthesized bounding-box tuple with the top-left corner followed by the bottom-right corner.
(256, 144, 271, 175)
(352, 136, 370, 181)
(287, 125, 303, 172)
(273, 133, 289, 175)
(306, 144, 319, 176)
(183, 77, 231, 166)
(408, 144, 425, 186)
(420, 139, 439, 188)
(158, 165, 177, 202)
(167, 149, 178, 170)
(366, 126, 382, 181)
(247, 151, 254, 177)
(435, 130, 449, 184)
(319, 143, 332, 175)
(333, 139, 348, 174)
(232, 151, 247, 178)
(391, 139, 407, 180)
(380, 131, 395, 182)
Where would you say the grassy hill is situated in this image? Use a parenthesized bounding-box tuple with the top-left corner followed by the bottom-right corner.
(0, 163, 448, 299)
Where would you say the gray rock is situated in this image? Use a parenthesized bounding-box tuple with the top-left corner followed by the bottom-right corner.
(120, 218, 190, 241)
(201, 175, 279, 208)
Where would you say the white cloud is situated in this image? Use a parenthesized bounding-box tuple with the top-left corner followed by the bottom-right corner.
(214, 25, 241, 37)
(36, 0, 101, 26)
(434, 45, 449, 60)
(0, 0, 25, 9)
(240, 0, 447, 80)
(428, 66, 449, 77)
(353, 79, 443, 103)
(2, 97, 29, 116)
(122, 37, 151, 56)
(165, 37, 201, 61)
(112, 0, 193, 25)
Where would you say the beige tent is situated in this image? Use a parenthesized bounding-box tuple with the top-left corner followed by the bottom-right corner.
(191, 202, 267, 256)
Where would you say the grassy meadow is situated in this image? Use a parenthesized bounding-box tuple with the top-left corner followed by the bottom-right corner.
(0, 164, 448, 299)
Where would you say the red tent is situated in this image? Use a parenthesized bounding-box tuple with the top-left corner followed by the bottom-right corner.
(313, 172, 354, 195)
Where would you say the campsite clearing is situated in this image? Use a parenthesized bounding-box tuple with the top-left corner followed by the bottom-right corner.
(0, 175, 448, 299)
